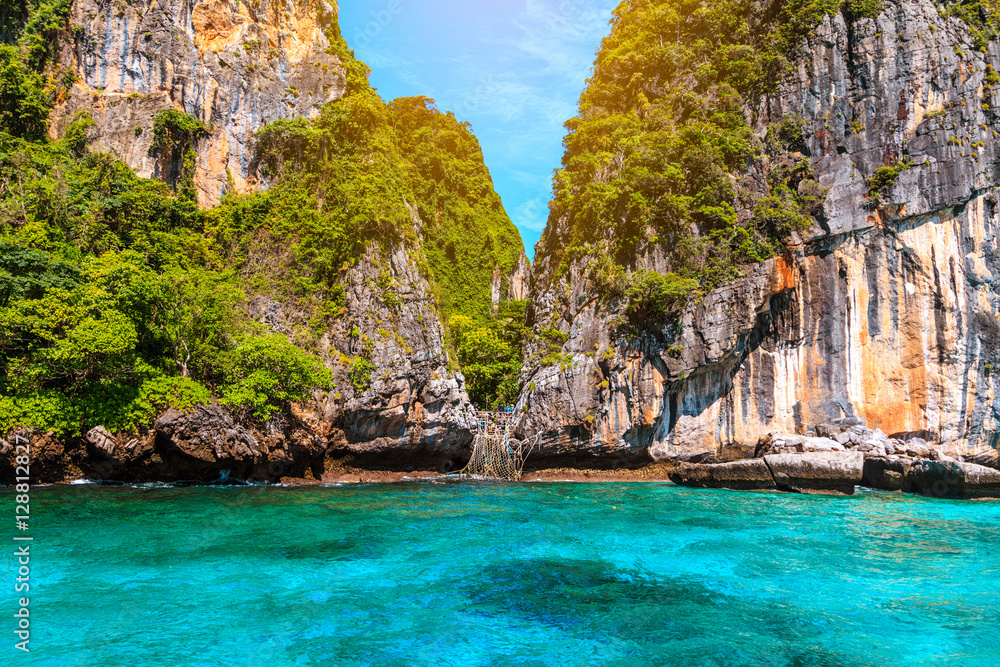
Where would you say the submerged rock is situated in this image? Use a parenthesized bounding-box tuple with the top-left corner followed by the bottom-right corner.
(763, 451, 864, 495)
(668, 459, 775, 490)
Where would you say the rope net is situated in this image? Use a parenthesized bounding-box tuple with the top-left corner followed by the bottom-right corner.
(459, 411, 531, 481)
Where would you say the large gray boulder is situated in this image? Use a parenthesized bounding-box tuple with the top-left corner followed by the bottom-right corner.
(907, 460, 1000, 500)
(85, 425, 116, 459)
(756, 433, 845, 457)
(862, 457, 914, 492)
(154, 403, 261, 463)
(668, 459, 775, 490)
(763, 451, 864, 495)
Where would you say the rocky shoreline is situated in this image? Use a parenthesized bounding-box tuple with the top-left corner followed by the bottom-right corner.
(668, 421, 1000, 500)
(4, 406, 998, 500)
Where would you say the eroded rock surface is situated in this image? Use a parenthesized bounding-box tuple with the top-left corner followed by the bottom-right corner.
(85, 426, 116, 459)
(514, 0, 1000, 469)
(764, 451, 865, 495)
(907, 459, 1000, 499)
(862, 457, 915, 493)
(50, 0, 347, 206)
(668, 459, 775, 490)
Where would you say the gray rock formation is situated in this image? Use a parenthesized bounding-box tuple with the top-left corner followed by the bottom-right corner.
(314, 238, 477, 467)
(153, 402, 264, 478)
(85, 426, 116, 459)
(907, 459, 1000, 499)
(764, 451, 865, 495)
(50, 0, 347, 206)
(492, 250, 531, 306)
(668, 459, 775, 490)
(756, 433, 846, 456)
(862, 457, 915, 492)
(514, 0, 1000, 468)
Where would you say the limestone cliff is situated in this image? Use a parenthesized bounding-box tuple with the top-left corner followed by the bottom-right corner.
(515, 0, 1000, 468)
(250, 217, 478, 470)
(0, 0, 534, 483)
(50, 0, 346, 207)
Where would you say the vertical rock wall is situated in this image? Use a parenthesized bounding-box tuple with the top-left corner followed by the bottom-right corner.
(517, 0, 1000, 465)
(47, 0, 480, 464)
(50, 0, 346, 207)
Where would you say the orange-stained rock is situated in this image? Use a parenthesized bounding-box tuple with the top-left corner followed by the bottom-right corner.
(515, 0, 1000, 467)
(191, 0, 243, 52)
(50, 0, 347, 208)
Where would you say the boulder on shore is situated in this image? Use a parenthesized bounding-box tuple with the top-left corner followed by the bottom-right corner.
(862, 457, 914, 492)
(907, 459, 1000, 500)
(668, 459, 775, 490)
(763, 451, 864, 495)
(755, 433, 845, 457)
(152, 403, 263, 480)
(85, 425, 116, 459)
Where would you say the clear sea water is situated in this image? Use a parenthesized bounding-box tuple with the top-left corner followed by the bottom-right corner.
(7, 482, 1000, 666)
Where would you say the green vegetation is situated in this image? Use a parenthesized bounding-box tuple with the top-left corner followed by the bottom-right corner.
(940, 0, 1000, 52)
(845, 0, 883, 19)
(391, 96, 523, 322)
(0, 5, 369, 435)
(986, 64, 999, 87)
(0, 2, 528, 436)
(348, 356, 375, 391)
(0, 0, 72, 141)
(539, 0, 1000, 330)
(866, 160, 911, 207)
(540, 0, 990, 314)
(0, 134, 333, 434)
(623, 270, 700, 323)
(220, 334, 331, 421)
(245, 86, 526, 408)
(151, 109, 210, 201)
(538, 0, 985, 317)
(540, 0, 852, 289)
(448, 299, 527, 407)
(587, 252, 700, 327)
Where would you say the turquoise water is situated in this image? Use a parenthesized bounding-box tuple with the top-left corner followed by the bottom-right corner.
(7, 482, 1000, 666)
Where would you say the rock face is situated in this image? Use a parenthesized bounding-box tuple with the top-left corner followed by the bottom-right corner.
(0, 403, 339, 484)
(667, 445, 867, 495)
(515, 0, 1000, 468)
(668, 459, 775, 490)
(313, 238, 477, 468)
(85, 426, 116, 459)
(154, 403, 261, 466)
(907, 459, 1000, 499)
(236, 212, 479, 472)
(50, 0, 346, 206)
(492, 250, 531, 306)
(764, 451, 864, 495)
(862, 457, 915, 492)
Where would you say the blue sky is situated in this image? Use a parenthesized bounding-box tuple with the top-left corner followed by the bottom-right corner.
(336, 0, 620, 259)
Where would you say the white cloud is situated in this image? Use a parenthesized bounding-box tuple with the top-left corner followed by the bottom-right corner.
(513, 197, 551, 232)
(509, 0, 615, 80)
(434, 1, 615, 128)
